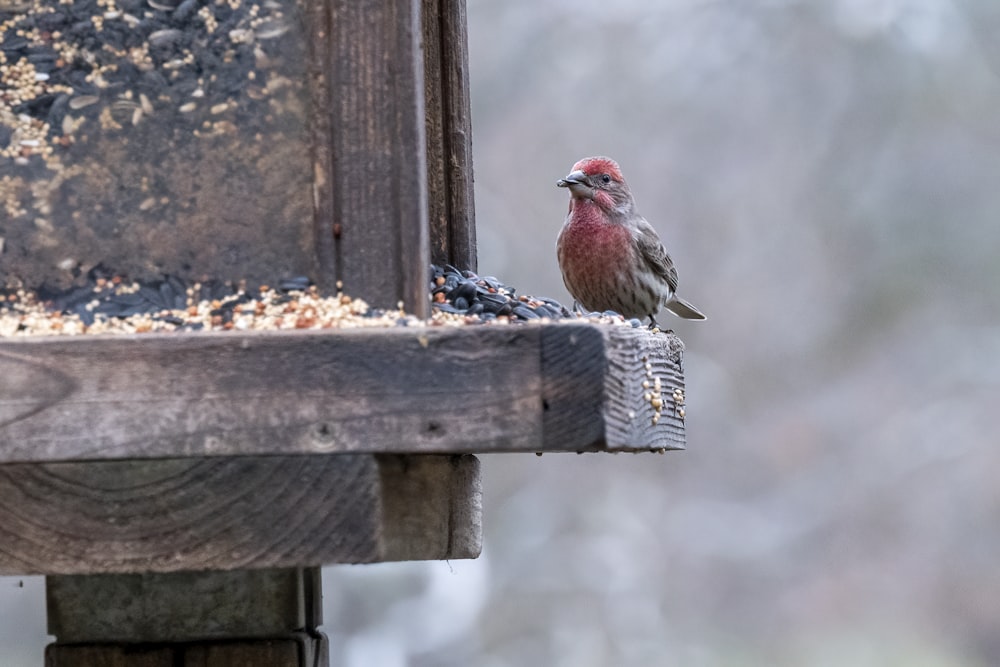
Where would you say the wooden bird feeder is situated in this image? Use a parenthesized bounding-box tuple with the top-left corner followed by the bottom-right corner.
(0, 0, 689, 664)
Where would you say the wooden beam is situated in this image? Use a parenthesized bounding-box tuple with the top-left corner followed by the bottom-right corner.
(0, 454, 481, 575)
(304, 0, 337, 294)
(47, 569, 321, 643)
(0, 324, 685, 463)
(378, 454, 482, 560)
(47, 645, 177, 667)
(328, 0, 430, 315)
(422, 0, 476, 271)
(45, 636, 325, 667)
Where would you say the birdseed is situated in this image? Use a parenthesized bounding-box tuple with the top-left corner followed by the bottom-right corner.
(0, 264, 647, 336)
(0, 0, 313, 289)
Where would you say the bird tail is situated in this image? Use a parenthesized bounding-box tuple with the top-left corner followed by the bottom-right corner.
(664, 295, 706, 321)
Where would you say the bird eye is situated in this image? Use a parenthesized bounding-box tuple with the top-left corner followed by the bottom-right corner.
(601, 174, 611, 184)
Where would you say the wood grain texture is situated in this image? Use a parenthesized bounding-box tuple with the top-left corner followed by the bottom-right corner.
(48, 569, 321, 642)
(600, 327, 686, 451)
(0, 324, 685, 461)
(46, 635, 325, 667)
(378, 454, 481, 560)
(329, 0, 430, 315)
(0, 327, 539, 462)
(304, 0, 337, 293)
(422, 0, 476, 271)
(538, 323, 608, 451)
(185, 636, 325, 667)
(539, 324, 685, 451)
(0, 454, 481, 575)
(0, 456, 379, 574)
(47, 644, 174, 667)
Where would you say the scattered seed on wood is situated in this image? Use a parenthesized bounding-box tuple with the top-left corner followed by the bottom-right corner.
(0, 0, 311, 290)
(0, 265, 653, 336)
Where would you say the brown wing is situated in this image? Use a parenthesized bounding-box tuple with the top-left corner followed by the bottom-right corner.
(632, 216, 679, 294)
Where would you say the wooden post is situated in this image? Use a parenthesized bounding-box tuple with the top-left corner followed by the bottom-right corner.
(46, 569, 326, 667)
(326, 0, 430, 315)
(422, 0, 477, 271)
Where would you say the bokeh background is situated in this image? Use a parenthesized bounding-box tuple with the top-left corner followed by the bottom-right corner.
(3, 0, 1000, 664)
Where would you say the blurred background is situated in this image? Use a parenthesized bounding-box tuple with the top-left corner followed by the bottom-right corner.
(4, 0, 1000, 664)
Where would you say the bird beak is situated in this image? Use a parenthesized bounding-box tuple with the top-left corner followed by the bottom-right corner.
(556, 170, 593, 198)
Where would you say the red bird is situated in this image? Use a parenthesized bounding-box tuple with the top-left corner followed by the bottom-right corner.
(556, 156, 706, 326)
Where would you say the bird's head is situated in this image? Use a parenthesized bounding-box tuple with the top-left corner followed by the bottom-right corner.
(557, 156, 634, 214)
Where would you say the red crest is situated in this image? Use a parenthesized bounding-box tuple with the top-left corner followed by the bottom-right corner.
(571, 156, 624, 182)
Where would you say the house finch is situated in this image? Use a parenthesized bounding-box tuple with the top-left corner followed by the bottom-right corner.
(556, 156, 706, 326)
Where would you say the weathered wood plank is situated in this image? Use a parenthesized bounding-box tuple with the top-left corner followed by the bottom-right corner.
(46, 636, 324, 667)
(46, 568, 327, 666)
(0, 327, 537, 461)
(47, 569, 321, 643)
(539, 323, 607, 450)
(0, 324, 685, 462)
(46, 644, 174, 667)
(0, 454, 481, 575)
(304, 0, 337, 294)
(422, 0, 477, 271)
(0, 456, 379, 573)
(596, 326, 687, 450)
(185, 637, 324, 667)
(539, 325, 685, 451)
(378, 454, 481, 560)
(329, 0, 430, 315)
